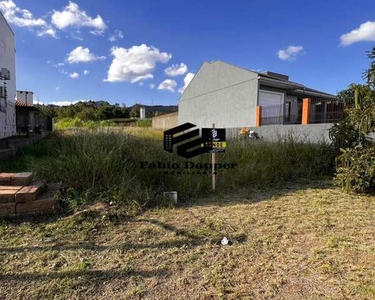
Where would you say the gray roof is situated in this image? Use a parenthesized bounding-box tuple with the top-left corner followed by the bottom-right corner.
(258, 73, 337, 99)
(211, 60, 337, 99)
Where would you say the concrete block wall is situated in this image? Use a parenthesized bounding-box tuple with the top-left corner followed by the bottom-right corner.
(152, 112, 178, 130)
(227, 124, 334, 143)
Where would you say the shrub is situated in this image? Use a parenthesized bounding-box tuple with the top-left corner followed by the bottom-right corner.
(329, 47, 375, 193)
(55, 118, 115, 130)
(335, 144, 375, 192)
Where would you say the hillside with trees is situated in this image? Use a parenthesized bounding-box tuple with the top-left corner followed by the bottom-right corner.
(36, 101, 178, 121)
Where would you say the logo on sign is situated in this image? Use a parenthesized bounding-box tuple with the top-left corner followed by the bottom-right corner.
(164, 123, 212, 159)
(164, 123, 226, 158)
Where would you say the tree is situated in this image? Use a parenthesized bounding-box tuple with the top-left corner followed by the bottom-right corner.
(337, 83, 371, 106)
(130, 105, 140, 118)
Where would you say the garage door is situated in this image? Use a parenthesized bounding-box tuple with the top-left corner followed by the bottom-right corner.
(259, 90, 284, 108)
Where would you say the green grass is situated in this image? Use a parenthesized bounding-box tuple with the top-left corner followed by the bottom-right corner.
(0, 128, 334, 212)
(54, 118, 115, 130)
(136, 119, 152, 127)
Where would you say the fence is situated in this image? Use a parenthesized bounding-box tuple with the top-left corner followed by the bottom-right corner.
(261, 105, 283, 125)
(309, 98, 344, 124)
(261, 103, 302, 125)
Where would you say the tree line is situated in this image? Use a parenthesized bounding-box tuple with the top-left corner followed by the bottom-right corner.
(36, 101, 178, 121)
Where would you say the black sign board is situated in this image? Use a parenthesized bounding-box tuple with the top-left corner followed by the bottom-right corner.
(202, 128, 226, 153)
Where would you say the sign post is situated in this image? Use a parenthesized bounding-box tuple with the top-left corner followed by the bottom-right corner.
(212, 123, 217, 192)
(201, 124, 226, 193)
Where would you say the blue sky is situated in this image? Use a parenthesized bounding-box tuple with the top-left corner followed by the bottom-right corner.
(1, 0, 375, 106)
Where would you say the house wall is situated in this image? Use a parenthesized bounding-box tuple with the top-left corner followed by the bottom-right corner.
(152, 112, 178, 130)
(0, 12, 16, 139)
(178, 61, 259, 128)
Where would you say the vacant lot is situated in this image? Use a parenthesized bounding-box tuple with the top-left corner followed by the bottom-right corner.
(1, 182, 375, 299)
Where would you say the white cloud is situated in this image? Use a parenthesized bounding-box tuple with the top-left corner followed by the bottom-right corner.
(178, 72, 195, 93)
(109, 29, 124, 42)
(45, 100, 88, 106)
(340, 21, 375, 46)
(277, 45, 304, 61)
(0, 0, 46, 27)
(51, 1, 107, 34)
(149, 83, 155, 89)
(69, 72, 79, 79)
(158, 79, 177, 92)
(0, 0, 56, 37)
(83, 70, 89, 75)
(67, 46, 106, 64)
(105, 44, 172, 83)
(164, 63, 188, 76)
(131, 74, 153, 83)
(37, 28, 57, 38)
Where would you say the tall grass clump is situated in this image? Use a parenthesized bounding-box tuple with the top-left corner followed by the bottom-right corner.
(55, 118, 115, 130)
(136, 119, 152, 127)
(0, 129, 334, 212)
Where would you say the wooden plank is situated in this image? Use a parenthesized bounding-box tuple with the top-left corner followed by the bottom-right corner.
(16, 183, 61, 215)
(0, 173, 15, 185)
(0, 187, 23, 203)
(0, 203, 16, 216)
(0, 186, 24, 190)
(11, 172, 33, 186)
(15, 181, 46, 203)
(38, 183, 62, 201)
(16, 199, 56, 215)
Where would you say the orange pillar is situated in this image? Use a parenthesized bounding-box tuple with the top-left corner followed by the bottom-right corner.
(256, 106, 262, 127)
(302, 98, 311, 125)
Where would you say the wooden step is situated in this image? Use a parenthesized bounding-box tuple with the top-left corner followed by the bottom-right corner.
(15, 181, 47, 203)
(0, 203, 16, 216)
(0, 172, 33, 186)
(0, 173, 15, 185)
(11, 172, 33, 186)
(0, 186, 23, 203)
(16, 183, 61, 215)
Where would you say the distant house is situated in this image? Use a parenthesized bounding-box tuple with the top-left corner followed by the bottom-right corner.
(15, 96, 52, 134)
(17, 90, 34, 106)
(178, 61, 343, 128)
(0, 11, 16, 139)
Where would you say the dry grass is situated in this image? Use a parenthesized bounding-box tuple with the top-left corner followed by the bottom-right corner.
(1, 181, 375, 299)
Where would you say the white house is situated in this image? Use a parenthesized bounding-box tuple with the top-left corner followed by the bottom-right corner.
(0, 11, 16, 139)
(178, 61, 340, 128)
